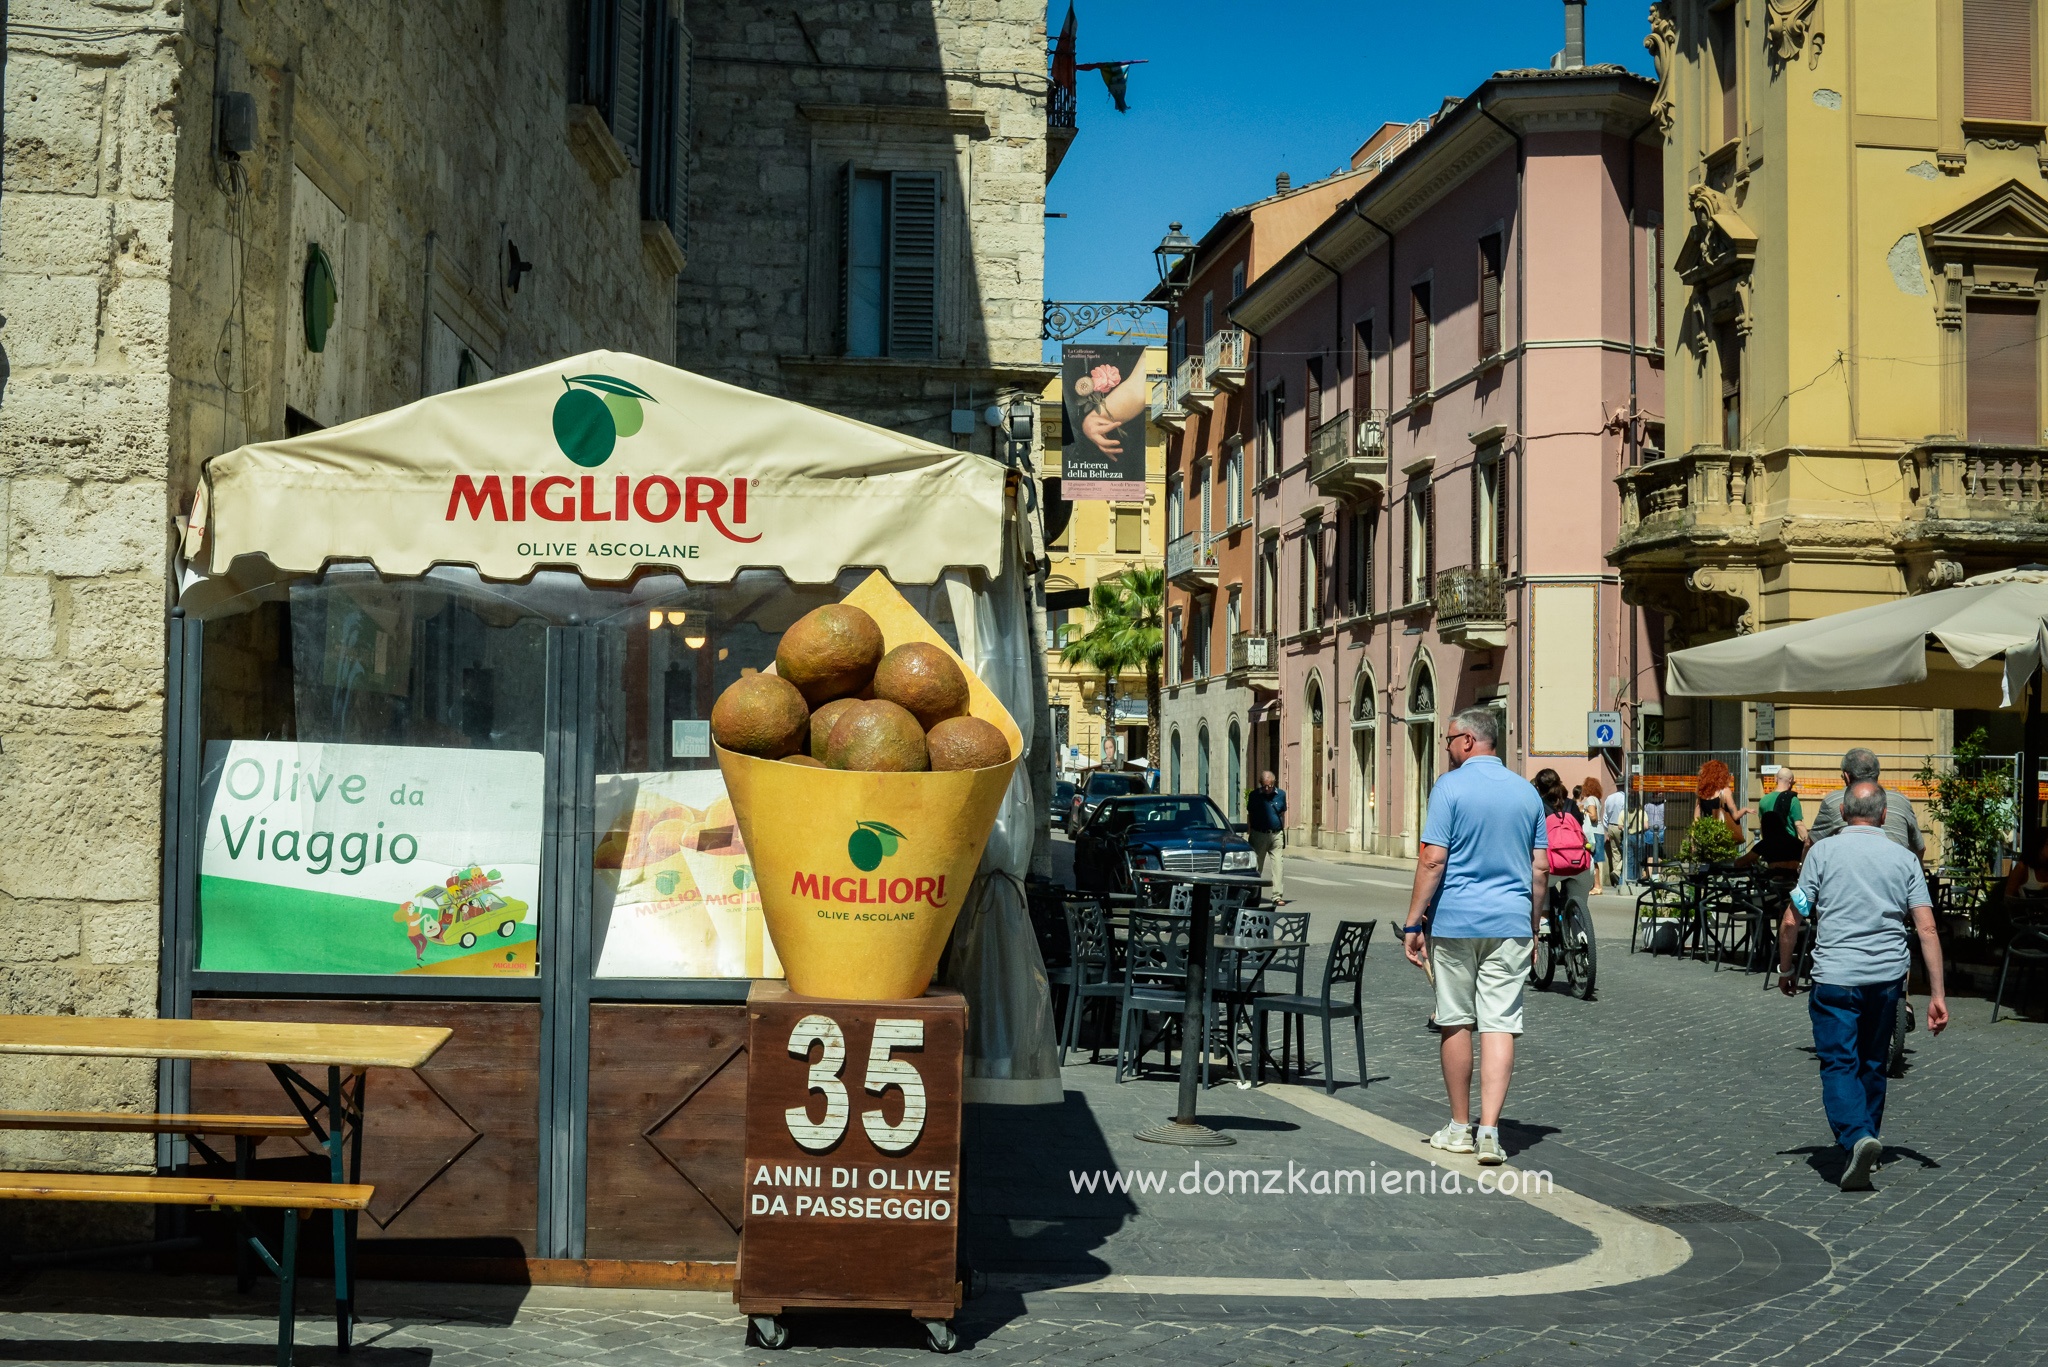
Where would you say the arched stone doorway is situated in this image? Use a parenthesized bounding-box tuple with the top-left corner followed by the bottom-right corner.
(1303, 674, 1326, 844)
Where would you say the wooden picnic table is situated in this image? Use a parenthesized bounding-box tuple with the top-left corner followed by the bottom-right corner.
(0, 1014, 451, 1353)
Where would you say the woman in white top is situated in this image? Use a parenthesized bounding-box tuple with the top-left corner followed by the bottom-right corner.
(1578, 778, 1607, 895)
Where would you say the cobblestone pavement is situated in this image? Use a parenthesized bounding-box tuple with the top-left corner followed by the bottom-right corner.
(0, 854, 2043, 1365)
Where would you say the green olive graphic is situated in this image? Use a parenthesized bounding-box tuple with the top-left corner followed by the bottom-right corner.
(603, 392, 644, 438)
(847, 827, 884, 872)
(553, 387, 616, 467)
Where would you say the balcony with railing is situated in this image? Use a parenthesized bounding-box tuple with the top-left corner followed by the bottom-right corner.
(1227, 631, 1278, 688)
(1431, 563, 1506, 648)
(1166, 531, 1218, 589)
(1307, 407, 1388, 501)
(1613, 448, 1760, 558)
(1174, 353, 1212, 415)
(1204, 328, 1249, 392)
(1148, 373, 1184, 431)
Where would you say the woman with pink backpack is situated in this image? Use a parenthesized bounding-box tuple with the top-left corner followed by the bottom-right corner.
(1537, 769, 1595, 914)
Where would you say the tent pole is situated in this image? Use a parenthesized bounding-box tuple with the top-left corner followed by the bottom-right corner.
(2027, 675, 2045, 862)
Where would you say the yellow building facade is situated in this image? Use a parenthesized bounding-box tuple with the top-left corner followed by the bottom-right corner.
(1041, 346, 1168, 777)
(1616, 0, 2048, 764)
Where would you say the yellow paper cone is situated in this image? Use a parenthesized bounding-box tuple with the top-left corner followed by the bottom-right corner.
(715, 571, 1021, 1000)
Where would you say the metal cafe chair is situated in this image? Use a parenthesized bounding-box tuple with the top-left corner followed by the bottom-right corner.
(1253, 920, 1377, 1094)
(1255, 910, 1311, 1073)
(1113, 911, 1192, 1084)
(1991, 921, 2048, 1024)
(1050, 895, 1124, 1065)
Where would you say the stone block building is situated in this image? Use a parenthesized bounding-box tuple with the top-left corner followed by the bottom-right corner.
(1, 0, 1053, 1203)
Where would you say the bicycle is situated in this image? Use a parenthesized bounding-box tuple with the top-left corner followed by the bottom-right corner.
(1532, 880, 1598, 1000)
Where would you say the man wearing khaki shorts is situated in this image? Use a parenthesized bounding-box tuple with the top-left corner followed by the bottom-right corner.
(1402, 707, 1548, 1166)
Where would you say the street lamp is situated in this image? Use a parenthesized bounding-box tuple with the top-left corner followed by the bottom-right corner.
(1153, 221, 1195, 300)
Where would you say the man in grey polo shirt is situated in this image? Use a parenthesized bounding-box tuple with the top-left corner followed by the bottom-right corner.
(1807, 747, 1925, 856)
(1777, 781, 1949, 1191)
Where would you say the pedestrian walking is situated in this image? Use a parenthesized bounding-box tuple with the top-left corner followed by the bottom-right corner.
(1577, 779, 1605, 894)
(1601, 781, 1627, 890)
(1806, 747, 1926, 855)
(1403, 707, 1548, 1167)
(1246, 770, 1287, 903)
(1638, 792, 1666, 881)
(1777, 780, 1948, 1191)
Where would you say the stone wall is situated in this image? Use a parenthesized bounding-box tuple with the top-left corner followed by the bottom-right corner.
(677, 0, 1053, 449)
(0, 0, 683, 1186)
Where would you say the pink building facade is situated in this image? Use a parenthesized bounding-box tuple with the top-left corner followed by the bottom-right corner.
(1231, 66, 1663, 856)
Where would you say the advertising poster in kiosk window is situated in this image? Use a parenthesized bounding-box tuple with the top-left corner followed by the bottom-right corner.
(1061, 343, 1149, 501)
(592, 769, 782, 979)
(197, 741, 545, 976)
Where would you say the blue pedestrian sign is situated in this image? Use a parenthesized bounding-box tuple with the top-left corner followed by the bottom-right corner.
(1587, 711, 1623, 749)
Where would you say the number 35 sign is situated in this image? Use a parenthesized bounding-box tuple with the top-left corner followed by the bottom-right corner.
(736, 982, 966, 1318)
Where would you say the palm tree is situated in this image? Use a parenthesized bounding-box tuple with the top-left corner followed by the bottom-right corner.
(1059, 567, 1165, 770)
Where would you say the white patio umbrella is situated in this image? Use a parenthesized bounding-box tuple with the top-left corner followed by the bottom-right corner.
(1665, 568, 2048, 710)
(1665, 567, 2048, 834)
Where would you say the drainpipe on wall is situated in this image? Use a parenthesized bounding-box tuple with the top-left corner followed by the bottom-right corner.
(1624, 113, 1658, 792)
(1346, 201, 1398, 785)
(1474, 100, 1525, 772)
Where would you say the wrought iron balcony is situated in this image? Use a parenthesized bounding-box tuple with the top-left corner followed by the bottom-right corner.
(1228, 631, 1277, 687)
(1204, 328, 1249, 392)
(1148, 374, 1184, 431)
(1431, 563, 1506, 648)
(1175, 353, 1212, 415)
(1307, 408, 1388, 500)
(1166, 531, 1218, 589)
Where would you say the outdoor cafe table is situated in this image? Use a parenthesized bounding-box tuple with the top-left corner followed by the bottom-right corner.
(0, 1014, 451, 1351)
(1119, 870, 1269, 1147)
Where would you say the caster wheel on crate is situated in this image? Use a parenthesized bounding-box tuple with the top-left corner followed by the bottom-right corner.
(921, 1318, 959, 1353)
(749, 1315, 790, 1350)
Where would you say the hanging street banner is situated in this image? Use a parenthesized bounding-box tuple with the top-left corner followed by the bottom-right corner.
(1060, 343, 1149, 501)
(591, 768, 782, 979)
(197, 740, 545, 976)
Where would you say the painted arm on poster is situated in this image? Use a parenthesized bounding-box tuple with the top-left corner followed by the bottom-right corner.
(1080, 366, 1149, 457)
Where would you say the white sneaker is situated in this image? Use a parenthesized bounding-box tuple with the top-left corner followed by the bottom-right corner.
(1475, 1131, 1506, 1166)
(1428, 1123, 1476, 1154)
(1841, 1136, 1881, 1191)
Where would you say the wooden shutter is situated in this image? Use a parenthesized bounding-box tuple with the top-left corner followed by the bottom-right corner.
(577, 0, 618, 109)
(670, 18, 690, 244)
(887, 171, 940, 357)
(613, 0, 644, 163)
(1713, 4, 1738, 141)
(1478, 235, 1502, 358)
(1965, 0, 2035, 120)
(1495, 451, 1510, 573)
(1421, 483, 1435, 594)
(1297, 534, 1309, 633)
(1652, 222, 1665, 350)
(1353, 319, 1373, 413)
(1967, 299, 2040, 443)
(1306, 357, 1323, 427)
(1470, 462, 1482, 569)
(637, 4, 672, 220)
(1410, 284, 1431, 398)
(834, 162, 854, 355)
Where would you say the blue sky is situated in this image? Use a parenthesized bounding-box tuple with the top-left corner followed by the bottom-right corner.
(1043, 1, 1656, 349)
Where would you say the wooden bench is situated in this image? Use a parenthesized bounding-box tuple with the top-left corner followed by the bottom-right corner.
(0, 1111, 312, 1138)
(0, 1171, 373, 1367)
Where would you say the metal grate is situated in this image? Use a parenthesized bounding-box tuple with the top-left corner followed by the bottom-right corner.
(1159, 849, 1223, 874)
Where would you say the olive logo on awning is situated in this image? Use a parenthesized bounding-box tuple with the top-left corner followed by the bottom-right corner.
(552, 373, 657, 468)
(846, 820, 905, 872)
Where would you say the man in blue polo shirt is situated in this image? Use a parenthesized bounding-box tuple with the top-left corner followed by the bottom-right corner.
(1402, 706, 1548, 1166)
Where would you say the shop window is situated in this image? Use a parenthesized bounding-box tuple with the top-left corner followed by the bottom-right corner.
(839, 168, 940, 358)
(1966, 299, 2041, 443)
(1114, 507, 1143, 554)
(196, 578, 550, 979)
(1965, 0, 2034, 120)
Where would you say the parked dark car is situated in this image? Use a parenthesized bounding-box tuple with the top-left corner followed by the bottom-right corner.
(1072, 795, 1256, 892)
(1049, 780, 1076, 826)
(1067, 770, 1149, 834)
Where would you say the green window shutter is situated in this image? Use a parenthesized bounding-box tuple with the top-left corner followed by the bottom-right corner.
(612, 0, 644, 164)
(886, 170, 940, 358)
